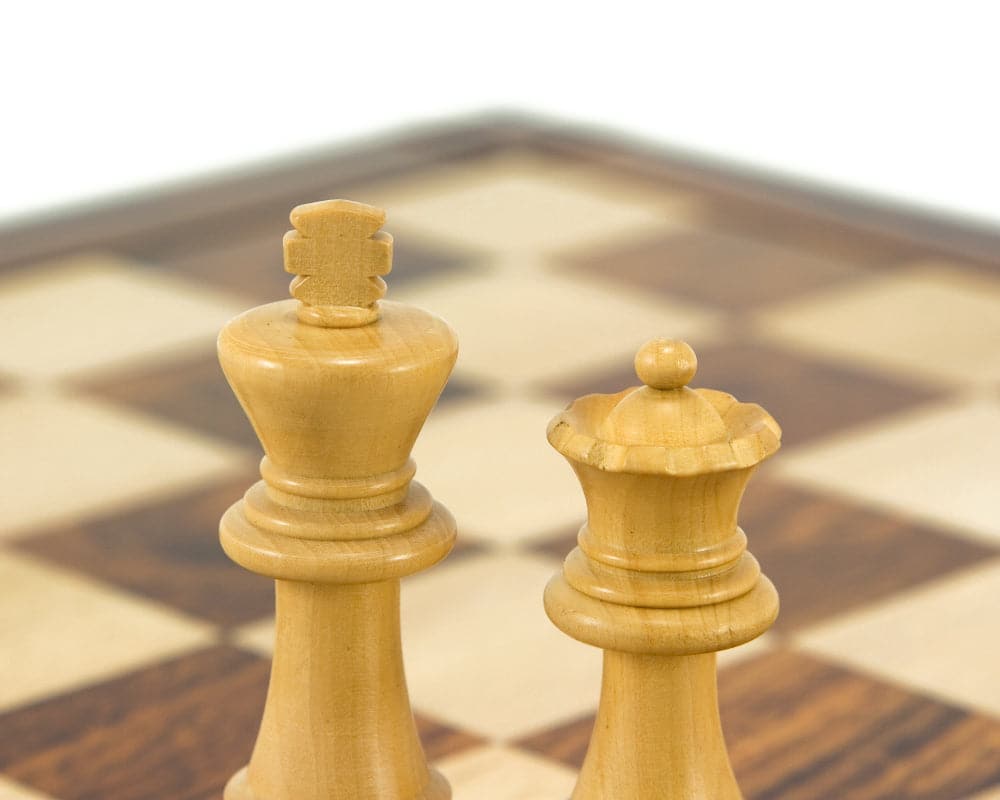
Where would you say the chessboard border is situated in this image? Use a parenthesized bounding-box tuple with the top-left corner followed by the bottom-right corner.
(1, 111, 998, 270)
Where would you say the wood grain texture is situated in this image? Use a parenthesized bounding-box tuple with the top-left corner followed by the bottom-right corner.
(0, 646, 484, 800)
(531, 476, 993, 633)
(722, 650, 1000, 800)
(283, 200, 392, 323)
(544, 339, 781, 799)
(1, 118, 998, 800)
(217, 200, 459, 799)
(0, 646, 268, 800)
(518, 649, 1000, 800)
(739, 480, 998, 631)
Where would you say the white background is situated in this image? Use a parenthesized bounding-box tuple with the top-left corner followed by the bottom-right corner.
(1, 1, 998, 227)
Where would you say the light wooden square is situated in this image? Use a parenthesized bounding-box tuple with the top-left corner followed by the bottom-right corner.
(395, 269, 718, 390)
(0, 777, 57, 800)
(0, 549, 214, 713)
(0, 255, 247, 381)
(797, 559, 1000, 717)
(369, 154, 694, 257)
(436, 745, 577, 800)
(0, 391, 250, 538)
(775, 399, 1000, 545)
(413, 398, 585, 546)
(756, 264, 1000, 386)
(966, 787, 1000, 799)
(402, 552, 602, 740)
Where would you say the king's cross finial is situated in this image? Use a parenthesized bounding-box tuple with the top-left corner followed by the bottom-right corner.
(283, 199, 393, 326)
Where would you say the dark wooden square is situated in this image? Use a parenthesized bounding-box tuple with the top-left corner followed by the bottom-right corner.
(556, 228, 868, 310)
(517, 649, 1000, 799)
(80, 352, 260, 450)
(740, 479, 997, 631)
(0, 646, 268, 800)
(16, 471, 488, 629)
(14, 474, 272, 628)
(0, 645, 482, 800)
(698, 195, 928, 269)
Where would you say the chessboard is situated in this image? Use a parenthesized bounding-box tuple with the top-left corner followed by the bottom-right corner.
(1, 115, 998, 800)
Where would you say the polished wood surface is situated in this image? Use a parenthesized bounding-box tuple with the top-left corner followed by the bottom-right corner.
(218, 200, 458, 799)
(1, 119, 998, 800)
(283, 199, 393, 326)
(546, 338, 781, 799)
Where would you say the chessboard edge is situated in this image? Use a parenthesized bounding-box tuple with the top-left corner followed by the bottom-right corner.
(1, 111, 998, 270)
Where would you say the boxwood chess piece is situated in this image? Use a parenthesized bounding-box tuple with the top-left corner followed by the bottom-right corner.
(544, 338, 781, 799)
(218, 200, 457, 799)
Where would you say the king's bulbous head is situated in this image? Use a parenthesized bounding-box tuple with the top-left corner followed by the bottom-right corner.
(218, 200, 458, 481)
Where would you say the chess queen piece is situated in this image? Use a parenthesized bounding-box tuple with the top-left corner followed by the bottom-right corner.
(218, 200, 457, 799)
(544, 338, 781, 799)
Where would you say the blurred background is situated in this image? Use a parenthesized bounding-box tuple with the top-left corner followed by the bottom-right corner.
(2, 2, 999, 228)
(1, 3, 999, 799)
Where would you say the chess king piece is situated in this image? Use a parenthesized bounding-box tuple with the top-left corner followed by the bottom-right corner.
(217, 200, 458, 799)
(545, 339, 781, 799)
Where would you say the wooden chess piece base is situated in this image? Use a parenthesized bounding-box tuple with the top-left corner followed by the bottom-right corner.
(222, 581, 451, 800)
(217, 200, 459, 800)
(574, 653, 739, 799)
